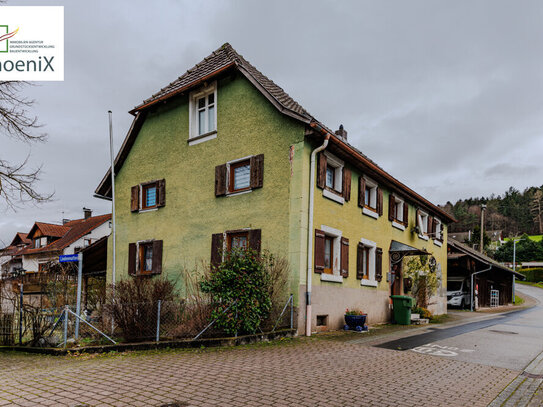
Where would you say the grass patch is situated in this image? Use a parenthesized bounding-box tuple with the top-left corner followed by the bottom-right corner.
(517, 281, 543, 289)
(429, 314, 450, 324)
(514, 295, 525, 305)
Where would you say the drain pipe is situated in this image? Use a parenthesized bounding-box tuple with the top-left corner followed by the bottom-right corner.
(306, 134, 330, 337)
(470, 266, 492, 312)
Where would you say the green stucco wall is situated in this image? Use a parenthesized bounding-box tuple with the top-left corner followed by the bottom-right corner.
(107, 74, 306, 294)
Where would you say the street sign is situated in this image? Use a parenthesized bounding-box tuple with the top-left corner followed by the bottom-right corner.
(59, 254, 80, 263)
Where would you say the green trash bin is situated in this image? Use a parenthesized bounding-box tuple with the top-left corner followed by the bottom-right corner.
(390, 295, 414, 325)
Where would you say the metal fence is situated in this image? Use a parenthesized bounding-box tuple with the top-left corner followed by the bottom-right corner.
(1, 294, 295, 348)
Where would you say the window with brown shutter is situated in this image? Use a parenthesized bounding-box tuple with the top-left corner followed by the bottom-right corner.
(128, 243, 137, 275)
(388, 194, 395, 221)
(248, 229, 261, 254)
(342, 169, 351, 201)
(427, 216, 433, 236)
(131, 186, 139, 212)
(250, 154, 264, 189)
(358, 177, 366, 208)
(152, 240, 163, 275)
(356, 243, 365, 279)
(129, 240, 163, 276)
(340, 237, 349, 277)
(375, 248, 383, 282)
(314, 229, 325, 273)
(317, 153, 327, 189)
(210, 233, 224, 268)
(215, 164, 227, 197)
(229, 160, 251, 193)
(157, 179, 166, 207)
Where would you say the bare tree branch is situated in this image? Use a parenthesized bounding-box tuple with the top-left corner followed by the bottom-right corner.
(0, 81, 52, 207)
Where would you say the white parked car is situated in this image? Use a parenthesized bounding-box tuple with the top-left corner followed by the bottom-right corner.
(447, 277, 471, 308)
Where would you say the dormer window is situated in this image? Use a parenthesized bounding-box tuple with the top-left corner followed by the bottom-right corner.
(189, 82, 217, 145)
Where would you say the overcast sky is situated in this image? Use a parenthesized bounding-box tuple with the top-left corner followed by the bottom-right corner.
(1, 0, 543, 246)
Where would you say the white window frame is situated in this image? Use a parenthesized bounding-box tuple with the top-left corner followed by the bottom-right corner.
(360, 238, 378, 287)
(362, 177, 379, 219)
(319, 225, 343, 283)
(417, 210, 429, 241)
(434, 219, 443, 247)
(225, 155, 254, 197)
(322, 152, 344, 204)
(188, 82, 217, 145)
(392, 195, 405, 230)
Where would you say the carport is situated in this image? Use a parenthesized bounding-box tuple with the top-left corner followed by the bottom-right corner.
(447, 238, 524, 309)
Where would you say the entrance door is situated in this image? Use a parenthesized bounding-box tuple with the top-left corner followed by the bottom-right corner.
(391, 262, 402, 296)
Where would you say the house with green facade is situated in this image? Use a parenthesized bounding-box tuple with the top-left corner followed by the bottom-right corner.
(95, 43, 455, 335)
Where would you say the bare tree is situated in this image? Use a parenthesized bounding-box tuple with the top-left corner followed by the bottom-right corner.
(0, 81, 52, 208)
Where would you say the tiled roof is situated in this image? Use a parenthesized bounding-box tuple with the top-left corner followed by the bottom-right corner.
(27, 222, 71, 240)
(96, 43, 455, 223)
(21, 214, 111, 255)
(10, 232, 31, 246)
(133, 43, 313, 122)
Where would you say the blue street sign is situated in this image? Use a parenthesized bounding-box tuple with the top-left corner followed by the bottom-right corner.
(59, 254, 80, 263)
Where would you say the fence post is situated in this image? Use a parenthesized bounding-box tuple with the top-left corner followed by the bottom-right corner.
(235, 302, 238, 338)
(156, 300, 161, 343)
(63, 305, 69, 348)
(290, 294, 293, 330)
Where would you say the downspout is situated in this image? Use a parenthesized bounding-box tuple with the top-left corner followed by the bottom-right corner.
(470, 265, 492, 312)
(306, 134, 330, 337)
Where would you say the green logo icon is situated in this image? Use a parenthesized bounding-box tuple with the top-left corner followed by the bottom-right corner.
(0, 26, 8, 53)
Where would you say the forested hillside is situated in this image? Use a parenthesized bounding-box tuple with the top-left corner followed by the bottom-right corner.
(441, 186, 543, 237)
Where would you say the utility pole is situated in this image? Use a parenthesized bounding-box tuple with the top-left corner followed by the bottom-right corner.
(480, 204, 486, 253)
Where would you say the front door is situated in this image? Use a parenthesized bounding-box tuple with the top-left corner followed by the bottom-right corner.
(391, 262, 402, 296)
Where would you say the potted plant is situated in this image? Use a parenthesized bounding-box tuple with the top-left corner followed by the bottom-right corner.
(344, 308, 368, 332)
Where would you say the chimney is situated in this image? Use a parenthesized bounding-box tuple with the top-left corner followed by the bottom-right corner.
(83, 207, 92, 220)
(335, 124, 347, 141)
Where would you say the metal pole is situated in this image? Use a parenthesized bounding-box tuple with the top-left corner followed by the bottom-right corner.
(108, 111, 116, 291)
(513, 240, 517, 272)
(290, 294, 294, 330)
(75, 253, 83, 339)
(18, 283, 23, 345)
(63, 305, 69, 348)
(513, 275, 516, 304)
(156, 300, 161, 342)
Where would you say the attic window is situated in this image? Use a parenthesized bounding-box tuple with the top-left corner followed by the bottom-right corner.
(189, 82, 217, 145)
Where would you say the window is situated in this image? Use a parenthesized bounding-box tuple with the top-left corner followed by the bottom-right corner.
(358, 176, 382, 218)
(229, 160, 251, 193)
(227, 232, 249, 250)
(214, 155, 264, 197)
(128, 240, 163, 276)
(417, 210, 429, 235)
(210, 229, 262, 267)
(84, 238, 92, 247)
(131, 179, 165, 212)
(314, 226, 349, 282)
(189, 82, 217, 144)
(389, 194, 408, 229)
(33, 237, 47, 248)
(142, 183, 157, 209)
(317, 152, 351, 204)
(434, 219, 443, 246)
(357, 239, 382, 287)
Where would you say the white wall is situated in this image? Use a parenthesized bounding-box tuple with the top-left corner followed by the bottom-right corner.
(63, 221, 111, 255)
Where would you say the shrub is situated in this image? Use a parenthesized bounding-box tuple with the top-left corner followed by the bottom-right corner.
(103, 277, 179, 342)
(200, 248, 273, 335)
(520, 268, 543, 282)
(412, 306, 432, 319)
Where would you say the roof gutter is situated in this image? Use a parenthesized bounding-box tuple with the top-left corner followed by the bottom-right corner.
(306, 133, 331, 337)
(470, 265, 492, 312)
(309, 122, 456, 224)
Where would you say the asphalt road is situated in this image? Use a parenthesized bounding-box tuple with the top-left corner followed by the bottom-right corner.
(377, 284, 543, 371)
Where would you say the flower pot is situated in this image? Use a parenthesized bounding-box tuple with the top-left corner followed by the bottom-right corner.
(344, 314, 368, 331)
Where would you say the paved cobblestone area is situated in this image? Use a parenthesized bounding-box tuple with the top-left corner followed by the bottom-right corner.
(0, 339, 518, 407)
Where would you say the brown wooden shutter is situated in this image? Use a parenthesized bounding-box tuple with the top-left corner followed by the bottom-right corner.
(314, 229, 325, 273)
(358, 176, 366, 208)
(343, 169, 351, 201)
(317, 153, 327, 189)
(403, 201, 409, 225)
(356, 243, 364, 279)
(341, 237, 349, 277)
(248, 229, 262, 254)
(427, 215, 433, 236)
(388, 194, 395, 221)
(377, 188, 383, 216)
(375, 247, 383, 282)
(128, 243, 137, 276)
(215, 164, 227, 196)
(210, 233, 224, 268)
(157, 179, 166, 207)
(152, 240, 163, 275)
(250, 154, 264, 189)
(131, 186, 139, 212)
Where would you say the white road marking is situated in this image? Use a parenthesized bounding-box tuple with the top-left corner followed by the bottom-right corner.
(411, 343, 475, 357)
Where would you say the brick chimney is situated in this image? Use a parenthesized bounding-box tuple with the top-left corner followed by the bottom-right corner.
(335, 124, 347, 141)
(83, 207, 92, 220)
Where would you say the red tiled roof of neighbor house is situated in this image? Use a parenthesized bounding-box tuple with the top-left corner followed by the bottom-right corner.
(95, 43, 455, 223)
(10, 232, 31, 246)
(27, 222, 71, 240)
(21, 214, 111, 255)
